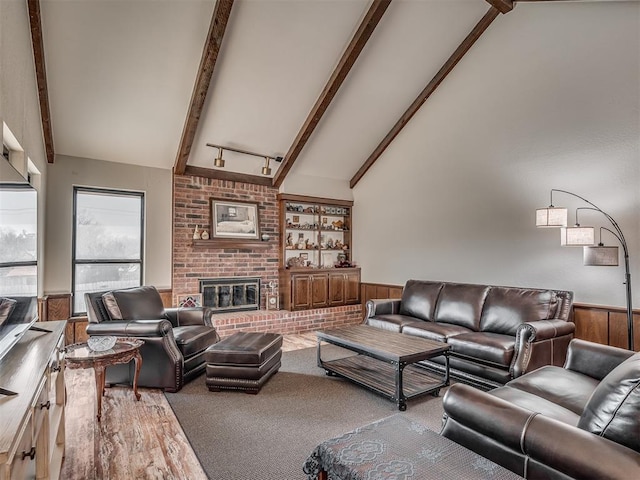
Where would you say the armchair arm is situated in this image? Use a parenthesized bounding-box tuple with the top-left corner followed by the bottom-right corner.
(564, 339, 633, 381)
(86, 319, 173, 337)
(165, 307, 214, 327)
(442, 384, 640, 480)
(365, 299, 401, 318)
(524, 412, 640, 479)
(511, 319, 575, 378)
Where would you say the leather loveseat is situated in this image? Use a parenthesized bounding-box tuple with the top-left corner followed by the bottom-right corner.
(85, 286, 219, 392)
(365, 280, 574, 388)
(441, 339, 640, 479)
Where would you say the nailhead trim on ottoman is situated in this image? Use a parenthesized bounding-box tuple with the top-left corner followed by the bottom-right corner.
(205, 332, 283, 394)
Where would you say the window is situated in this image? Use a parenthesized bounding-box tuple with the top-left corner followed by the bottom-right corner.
(73, 187, 144, 315)
(0, 185, 37, 296)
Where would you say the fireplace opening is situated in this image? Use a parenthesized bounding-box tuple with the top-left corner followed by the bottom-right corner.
(199, 277, 260, 313)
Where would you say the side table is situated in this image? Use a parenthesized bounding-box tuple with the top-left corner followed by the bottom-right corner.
(65, 337, 144, 421)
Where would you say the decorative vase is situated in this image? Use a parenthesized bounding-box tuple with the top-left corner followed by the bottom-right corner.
(193, 225, 201, 240)
(201, 230, 209, 240)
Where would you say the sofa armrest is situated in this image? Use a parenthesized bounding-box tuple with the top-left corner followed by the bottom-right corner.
(365, 299, 401, 318)
(165, 307, 214, 327)
(86, 319, 173, 337)
(511, 319, 575, 378)
(564, 338, 634, 380)
(442, 384, 536, 453)
(442, 384, 640, 480)
(524, 412, 640, 479)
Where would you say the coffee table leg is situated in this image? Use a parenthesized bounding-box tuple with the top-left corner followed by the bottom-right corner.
(396, 362, 407, 411)
(94, 366, 105, 421)
(132, 351, 142, 401)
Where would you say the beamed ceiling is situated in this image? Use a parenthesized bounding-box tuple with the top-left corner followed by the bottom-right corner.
(32, 0, 627, 190)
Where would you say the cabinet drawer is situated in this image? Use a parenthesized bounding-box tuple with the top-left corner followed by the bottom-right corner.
(9, 413, 34, 480)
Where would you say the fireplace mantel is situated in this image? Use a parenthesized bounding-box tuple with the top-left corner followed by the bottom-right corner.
(192, 239, 272, 249)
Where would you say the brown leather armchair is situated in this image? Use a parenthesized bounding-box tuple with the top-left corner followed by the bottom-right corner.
(85, 286, 219, 392)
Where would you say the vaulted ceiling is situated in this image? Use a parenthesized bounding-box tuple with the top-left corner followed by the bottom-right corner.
(33, 0, 623, 190)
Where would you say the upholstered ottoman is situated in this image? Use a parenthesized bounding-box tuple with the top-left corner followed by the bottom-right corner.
(205, 332, 283, 394)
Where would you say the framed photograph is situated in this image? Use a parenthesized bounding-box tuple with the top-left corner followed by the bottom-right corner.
(176, 293, 202, 308)
(299, 252, 309, 260)
(211, 198, 260, 240)
(293, 215, 300, 223)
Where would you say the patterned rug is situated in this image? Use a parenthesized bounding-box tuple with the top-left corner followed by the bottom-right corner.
(165, 345, 447, 480)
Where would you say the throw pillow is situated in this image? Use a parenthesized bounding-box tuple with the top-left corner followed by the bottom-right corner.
(0, 297, 17, 328)
(102, 286, 165, 321)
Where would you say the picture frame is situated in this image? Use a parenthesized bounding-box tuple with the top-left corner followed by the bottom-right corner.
(210, 198, 260, 240)
(176, 293, 202, 308)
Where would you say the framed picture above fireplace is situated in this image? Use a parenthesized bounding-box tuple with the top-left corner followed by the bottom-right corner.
(211, 198, 260, 240)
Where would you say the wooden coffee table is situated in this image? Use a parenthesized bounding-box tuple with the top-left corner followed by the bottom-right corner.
(317, 325, 449, 411)
(65, 337, 143, 421)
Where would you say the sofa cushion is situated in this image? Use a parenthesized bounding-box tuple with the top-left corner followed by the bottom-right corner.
(398, 280, 443, 321)
(577, 354, 640, 452)
(505, 365, 599, 415)
(102, 286, 165, 321)
(402, 322, 472, 343)
(0, 297, 17, 328)
(480, 287, 556, 335)
(433, 283, 489, 331)
(366, 314, 422, 333)
(447, 332, 515, 367)
(490, 386, 581, 426)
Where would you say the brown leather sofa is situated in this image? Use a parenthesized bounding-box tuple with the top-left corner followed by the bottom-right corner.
(365, 280, 574, 388)
(441, 339, 640, 479)
(85, 286, 219, 392)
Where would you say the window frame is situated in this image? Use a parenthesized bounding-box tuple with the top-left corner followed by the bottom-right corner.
(72, 186, 145, 315)
(0, 183, 38, 297)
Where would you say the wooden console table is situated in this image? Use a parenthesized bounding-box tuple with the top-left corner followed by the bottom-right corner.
(0, 320, 66, 480)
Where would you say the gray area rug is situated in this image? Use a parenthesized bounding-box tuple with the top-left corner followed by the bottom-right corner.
(165, 345, 447, 480)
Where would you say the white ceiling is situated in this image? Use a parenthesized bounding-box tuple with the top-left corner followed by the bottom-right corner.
(39, 0, 625, 185)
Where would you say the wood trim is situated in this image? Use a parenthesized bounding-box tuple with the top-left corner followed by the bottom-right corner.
(27, 0, 55, 164)
(272, 0, 393, 188)
(192, 239, 272, 249)
(485, 0, 514, 14)
(174, 0, 235, 175)
(350, 6, 500, 188)
(277, 193, 354, 207)
(182, 165, 273, 187)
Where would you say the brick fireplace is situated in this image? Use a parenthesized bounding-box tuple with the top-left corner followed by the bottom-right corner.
(172, 174, 362, 336)
(199, 276, 260, 313)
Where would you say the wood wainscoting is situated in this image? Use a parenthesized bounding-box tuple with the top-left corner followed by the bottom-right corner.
(360, 282, 639, 352)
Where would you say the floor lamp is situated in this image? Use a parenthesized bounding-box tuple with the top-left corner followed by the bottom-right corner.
(536, 189, 634, 351)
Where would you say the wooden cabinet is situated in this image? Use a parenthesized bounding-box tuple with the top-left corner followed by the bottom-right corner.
(281, 268, 360, 311)
(0, 321, 66, 480)
(277, 193, 360, 311)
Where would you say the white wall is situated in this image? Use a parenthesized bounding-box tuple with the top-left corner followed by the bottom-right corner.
(0, 0, 49, 296)
(353, 2, 639, 308)
(44, 155, 172, 294)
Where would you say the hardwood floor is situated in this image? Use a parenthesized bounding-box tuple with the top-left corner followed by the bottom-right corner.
(60, 332, 317, 479)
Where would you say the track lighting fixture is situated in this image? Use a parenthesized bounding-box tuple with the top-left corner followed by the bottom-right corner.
(206, 143, 282, 176)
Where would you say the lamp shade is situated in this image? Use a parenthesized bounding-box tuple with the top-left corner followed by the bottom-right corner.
(560, 226, 595, 246)
(584, 245, 619, 266)
(536, 207, 568, 227)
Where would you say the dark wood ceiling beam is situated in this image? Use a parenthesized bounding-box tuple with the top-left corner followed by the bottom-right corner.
(27, 0, 55, 164)
(183, 165, 273, 187)
(486, 0, 514, 14)
(174, 0, 234, 175)
(350, 6, 501, 188)
(272, 0, 393, 188)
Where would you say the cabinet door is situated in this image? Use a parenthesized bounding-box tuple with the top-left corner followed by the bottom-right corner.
(328, 273, 345, 306)
(344, 271, 360, 304)
(311, 274, 329, 308)
(291, 275, 311, 310)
